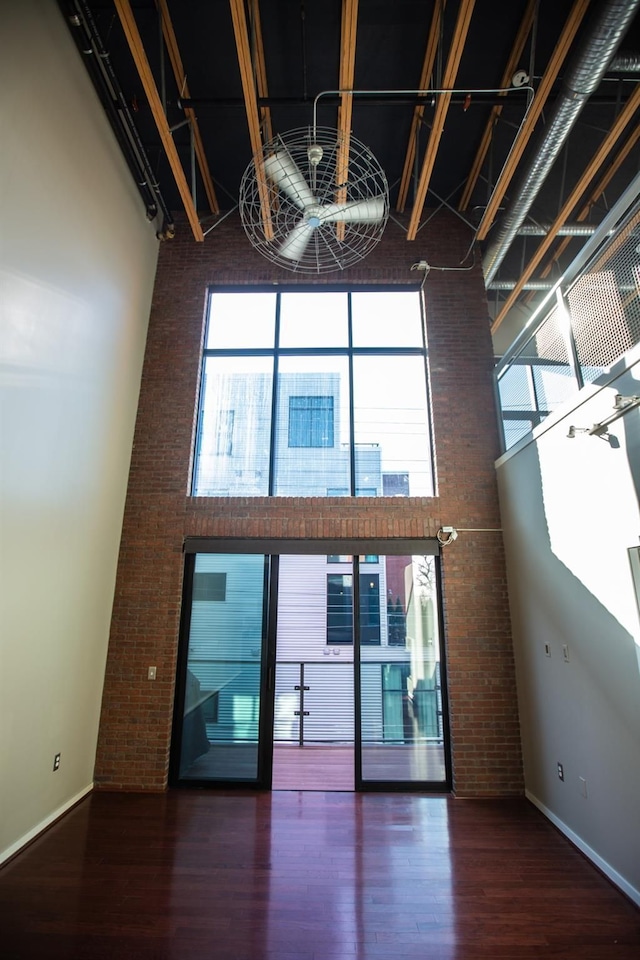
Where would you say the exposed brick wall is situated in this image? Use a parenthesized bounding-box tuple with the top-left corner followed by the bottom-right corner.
(94, 211, 523, 796)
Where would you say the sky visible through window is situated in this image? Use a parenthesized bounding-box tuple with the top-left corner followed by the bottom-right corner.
(194, 289, 433, 498)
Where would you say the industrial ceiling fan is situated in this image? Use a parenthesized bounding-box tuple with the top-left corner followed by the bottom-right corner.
(239, 126, 389, 273)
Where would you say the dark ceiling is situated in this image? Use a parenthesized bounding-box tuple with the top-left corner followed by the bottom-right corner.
(58, 0, 640, 345)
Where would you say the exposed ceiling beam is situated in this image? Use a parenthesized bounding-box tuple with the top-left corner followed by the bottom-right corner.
(113, 0, 204, 240)
(491, 84, 640, 333)
(458, 0, 536, 212)
(154, 0, 219, 215)
(229, 0, 273, 240)
(248, 0, 273, 144)
(335, 0, 359, 241)
(476, 0, 590, 241)
(396, 0, 446, 214)
(406, 0, 476, 241)
(537, 122, 640, 280)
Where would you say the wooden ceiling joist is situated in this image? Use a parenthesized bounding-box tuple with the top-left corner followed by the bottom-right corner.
(458, 0, 536, 213)
(229, 0, 273, 240)
(476, 0, 591, 242)
(249, 0, 273, 145)
(491, 84, 640, 333)
(396, 0, 447, 215)
(336, 0, 359, 240)
(538, 123, 640, 281)
(114, 0, 204, 240)
(154, 0, 219, 215)
(406, 0, 476, 241)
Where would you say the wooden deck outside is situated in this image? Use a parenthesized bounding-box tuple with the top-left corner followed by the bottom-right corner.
(181, 742, 447, 789)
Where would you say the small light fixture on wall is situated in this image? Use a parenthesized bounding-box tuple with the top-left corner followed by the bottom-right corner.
(567, 394, 640, 444)
(437, 526, 458, 546)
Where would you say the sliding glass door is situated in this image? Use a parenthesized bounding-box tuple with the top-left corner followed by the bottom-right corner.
(172, 553, 271, 785)
(172, 542, 450, 791)
(359, 555, 447, 786)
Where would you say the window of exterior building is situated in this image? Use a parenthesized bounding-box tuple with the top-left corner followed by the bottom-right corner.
(214, 410, 234, 456)
(192, 288, 433, 498)
(192, 572, 227, 602)
(326, 573, 381, 645)
(288, 396, 334, 447)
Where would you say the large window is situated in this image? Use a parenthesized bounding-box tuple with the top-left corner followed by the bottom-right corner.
(192, 289, 433, 498)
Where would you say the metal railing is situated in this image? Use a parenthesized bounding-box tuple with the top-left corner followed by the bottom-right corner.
(274, 658, 443, 746)
(495, 170, 640, 452)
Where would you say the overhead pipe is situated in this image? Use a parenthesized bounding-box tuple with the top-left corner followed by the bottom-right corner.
(516, 222, 598, 235)
(488, 279, 555, 290)
(489, 278, 635, 290)
(482, 0, 640, 285)
(62, 0, 175, 234)
(608, 51, 640, 71)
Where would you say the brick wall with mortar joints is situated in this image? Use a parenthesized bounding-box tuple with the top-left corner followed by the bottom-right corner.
(94, 211, 523, 796)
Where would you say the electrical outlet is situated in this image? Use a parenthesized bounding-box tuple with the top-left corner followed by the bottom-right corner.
(53, 753, 61, 771)
(148, 666, 157, 680)
(557, 762, 564, 781)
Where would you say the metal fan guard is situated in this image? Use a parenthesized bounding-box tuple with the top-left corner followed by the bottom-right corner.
(239, 126, 389, 274)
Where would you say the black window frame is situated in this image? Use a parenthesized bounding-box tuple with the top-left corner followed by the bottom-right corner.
(192, 285, 433, 498)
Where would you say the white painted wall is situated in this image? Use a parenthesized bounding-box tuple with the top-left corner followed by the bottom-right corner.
(497, 350, 640, 903)
(0, 1, 158, 861)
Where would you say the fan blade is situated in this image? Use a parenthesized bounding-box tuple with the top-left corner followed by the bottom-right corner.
(319, 196, 386, 223)
(279, 219, 315, 261)
(263, 152, 315, 210)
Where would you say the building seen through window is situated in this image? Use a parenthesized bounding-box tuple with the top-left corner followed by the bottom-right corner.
(192, 289, 434, 498)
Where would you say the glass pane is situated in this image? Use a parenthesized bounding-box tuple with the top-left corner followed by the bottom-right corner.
(352, 355, 433, 497)
(273, 355, 351, 496)
(351, 291, 424, 347)
(279, 291, 348, 347)
(273, 554, 355, 790)
(327, 574, 353, 644)
(206, 291, 276, 349)
(360, 556, 446, 783)
(180, 554, 266, 781)
(193, 355, 273, 496)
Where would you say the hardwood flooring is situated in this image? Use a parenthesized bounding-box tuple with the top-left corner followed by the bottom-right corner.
(1, 790, 639, 959)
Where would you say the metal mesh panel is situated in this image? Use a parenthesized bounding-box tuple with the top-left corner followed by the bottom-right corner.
(498, 307, 577, 450)
(568, 209, 640, 381)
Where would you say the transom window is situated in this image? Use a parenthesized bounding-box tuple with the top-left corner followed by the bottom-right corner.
(192, 288, 434, 498)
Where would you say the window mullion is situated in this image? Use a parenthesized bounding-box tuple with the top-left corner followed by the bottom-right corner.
(348, 292, 356, 497)
(267, 293, 282, 496)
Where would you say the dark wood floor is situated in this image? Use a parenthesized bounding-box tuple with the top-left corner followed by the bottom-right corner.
(1, 790, 639, 959)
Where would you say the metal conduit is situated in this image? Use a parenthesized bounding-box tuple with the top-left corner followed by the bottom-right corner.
(482, 0, 640, 285)
(66, 0, 175, 233)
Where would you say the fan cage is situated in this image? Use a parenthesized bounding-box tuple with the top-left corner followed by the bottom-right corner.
(239, 126, 389, 274)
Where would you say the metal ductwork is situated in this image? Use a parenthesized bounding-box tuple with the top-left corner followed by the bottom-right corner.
(608, 51, 640, 71)
(488, 279, 555, 290)
(516, 222, 598, 236)
(482, 0, 640, 285)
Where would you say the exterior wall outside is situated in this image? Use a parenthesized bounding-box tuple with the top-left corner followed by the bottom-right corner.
(96, 211, 523, 797)
(497, 348, 640, 902)
(0, 1, 159, 861)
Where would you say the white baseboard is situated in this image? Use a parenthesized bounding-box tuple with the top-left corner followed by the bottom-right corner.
(0, 784, 93, 866)
(526, 790, 640, 907)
